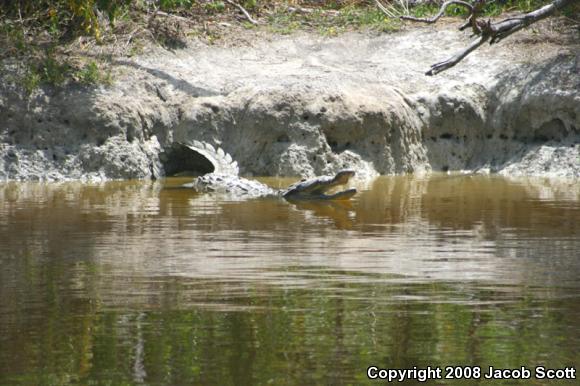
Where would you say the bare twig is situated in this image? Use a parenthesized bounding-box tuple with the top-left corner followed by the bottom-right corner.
(400, 1, 474, 23)
(225, 0, 259, 25)
(375, 0, 405, 18)
(287, 6, 340, 16)
(427, 34, 489, 75)
(17, 3, 27, 36)
(287, 6, 315, 14)
(124, 26, 142, 50)
(153, 10, 196, 25)
(0, 16, 42, 25)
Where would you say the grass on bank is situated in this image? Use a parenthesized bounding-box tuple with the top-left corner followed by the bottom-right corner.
(0, 1, 576, 94)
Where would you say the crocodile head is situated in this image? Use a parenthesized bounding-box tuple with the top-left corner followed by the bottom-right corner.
(282, 170, 357, 201)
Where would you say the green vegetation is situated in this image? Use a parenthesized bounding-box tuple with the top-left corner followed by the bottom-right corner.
(1, 259, 578, 385)
(76, 60, 113, 85)
(0, 1, 134, 94)
(268, 4, 400, 36)
(409, 0, 555, 18)
(0, 1, 576, 93)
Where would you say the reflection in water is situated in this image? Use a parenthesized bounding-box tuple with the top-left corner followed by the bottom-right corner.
(0, 175, 579, 385)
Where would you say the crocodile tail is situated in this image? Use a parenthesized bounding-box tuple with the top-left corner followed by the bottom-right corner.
(182, 141, 239, 176)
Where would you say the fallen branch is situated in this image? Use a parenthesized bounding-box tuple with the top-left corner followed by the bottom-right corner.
(483, 0, 572, 44)
(426, 34, 489, 75)
(375, 0, 406, 18)
(225, 0, 259, 25)
(391, 0, 576, 75)
(400, 1, 474, 24)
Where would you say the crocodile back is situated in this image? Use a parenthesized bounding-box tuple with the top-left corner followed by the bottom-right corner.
(192, 173, 277, 198)
(182, 141, 239, 176)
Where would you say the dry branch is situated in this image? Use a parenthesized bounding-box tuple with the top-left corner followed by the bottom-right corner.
(225, 0, 259, 25)
(389, 0, 577, 75)
(482, 0, 572, 44)
(375, 0, 409, 18)
(426, 35, 488, 75)
(400, 1, 474, 24)
(154, 10, 196, 25)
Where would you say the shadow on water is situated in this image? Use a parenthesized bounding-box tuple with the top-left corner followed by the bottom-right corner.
(0, 175, 579, 385)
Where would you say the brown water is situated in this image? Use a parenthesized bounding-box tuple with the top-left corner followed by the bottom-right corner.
(0, 175, 579, 385)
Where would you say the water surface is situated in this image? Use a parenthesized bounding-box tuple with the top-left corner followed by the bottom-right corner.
(1, 175, 579, 385)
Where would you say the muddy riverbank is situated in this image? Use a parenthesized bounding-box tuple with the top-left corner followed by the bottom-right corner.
(1, 21, 578, 181)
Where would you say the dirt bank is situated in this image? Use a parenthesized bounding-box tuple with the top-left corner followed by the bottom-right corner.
(1, 21, 578, 181)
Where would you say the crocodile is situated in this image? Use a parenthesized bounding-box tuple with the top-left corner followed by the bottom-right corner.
(174, 141, 357, 201)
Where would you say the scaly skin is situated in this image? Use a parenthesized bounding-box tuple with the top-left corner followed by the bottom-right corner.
(282, 170, 357, 201)
(192, 173, 277, 198)
(181, 142, 357, 201)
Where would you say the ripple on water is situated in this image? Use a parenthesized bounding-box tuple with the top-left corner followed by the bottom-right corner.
(0, 175, 579, 385)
